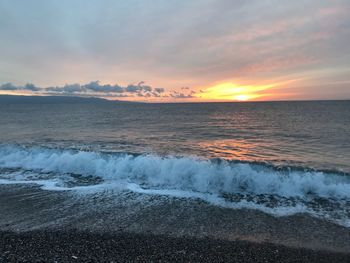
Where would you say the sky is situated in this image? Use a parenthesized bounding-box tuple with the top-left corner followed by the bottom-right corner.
(0, 0, 349, 102)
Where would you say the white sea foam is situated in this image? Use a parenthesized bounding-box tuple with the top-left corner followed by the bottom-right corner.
(0, 145, 349, 199)
(0, 145, 350, 226)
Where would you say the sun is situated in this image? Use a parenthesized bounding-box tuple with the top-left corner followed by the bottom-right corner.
(197, 82, 276, 101)
(234, 94, 250, 101)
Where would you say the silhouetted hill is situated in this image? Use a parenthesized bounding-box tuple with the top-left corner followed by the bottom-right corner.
(0, 95, 134, 104)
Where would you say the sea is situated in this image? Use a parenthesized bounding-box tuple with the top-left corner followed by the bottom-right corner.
(0, 96, 350, 227)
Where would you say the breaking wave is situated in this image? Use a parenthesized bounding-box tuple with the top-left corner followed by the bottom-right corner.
(0, 144, 350, 226)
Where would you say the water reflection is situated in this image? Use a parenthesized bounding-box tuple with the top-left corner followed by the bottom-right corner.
(198, 139, 276, 162)
(0, 101, 349, 172)
(197, 138, 343, 172)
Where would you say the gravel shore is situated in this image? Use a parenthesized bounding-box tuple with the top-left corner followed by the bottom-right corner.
(1, 185, 350, 262)
(1, 230, 349, 262)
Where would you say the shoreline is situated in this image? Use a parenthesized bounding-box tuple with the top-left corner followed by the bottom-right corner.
(1, 184, 350, 261)
(1, 230, 349, 262)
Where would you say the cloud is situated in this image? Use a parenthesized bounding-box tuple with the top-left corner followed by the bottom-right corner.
(154, 88, 165, 93)
(82, 81, 124, 93)
(0, 83, 18, 90)
(0, 83, 40, 91)
(0, 81, 195, 99)
(125, 85, 141, 93)
(170, 93, 194, 99)
(44, 81, 164, 96)
(169, 91, 194, 99)
(47, 83, 86, 93)
(24, 83, 41, 91)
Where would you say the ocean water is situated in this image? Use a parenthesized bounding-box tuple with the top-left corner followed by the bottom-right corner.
(0, 97, 350, 226)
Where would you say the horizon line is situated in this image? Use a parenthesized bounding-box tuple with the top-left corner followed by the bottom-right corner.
(0, 94, 349, 104)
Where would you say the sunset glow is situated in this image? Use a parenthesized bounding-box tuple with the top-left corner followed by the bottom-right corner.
(234, 94, 250, 101)
(197, 82, 277, 101)
(0, 1, 349, 101)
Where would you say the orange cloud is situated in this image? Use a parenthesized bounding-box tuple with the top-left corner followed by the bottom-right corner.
(196, 82, 276, 101)
(195, 77, 306, 102)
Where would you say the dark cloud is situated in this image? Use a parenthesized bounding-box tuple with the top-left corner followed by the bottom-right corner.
(124, 82, 152, 93)
(0, 81, 194, 99)
(141, 85, 152, 92)
(24, 83, 41, 91)
(47, 84, 86, 93)
(46, 81, 158, 95)
(125, 84, 141, 93)
(170, 92, 194, 99)
(0, 83, 18, 90)
(154, 88, 165, 93)
(45, 81, 159, 94)
(0, 83, 40, 91)
(82, 81, 124, 93)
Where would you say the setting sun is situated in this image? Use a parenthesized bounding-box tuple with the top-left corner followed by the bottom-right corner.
(234, 94, 250, 101)
(197, 82, 277, 101)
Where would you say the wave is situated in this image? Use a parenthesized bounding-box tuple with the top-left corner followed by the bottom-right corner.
(0, 144, 349, 199)
(0, 144, 350, 226)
